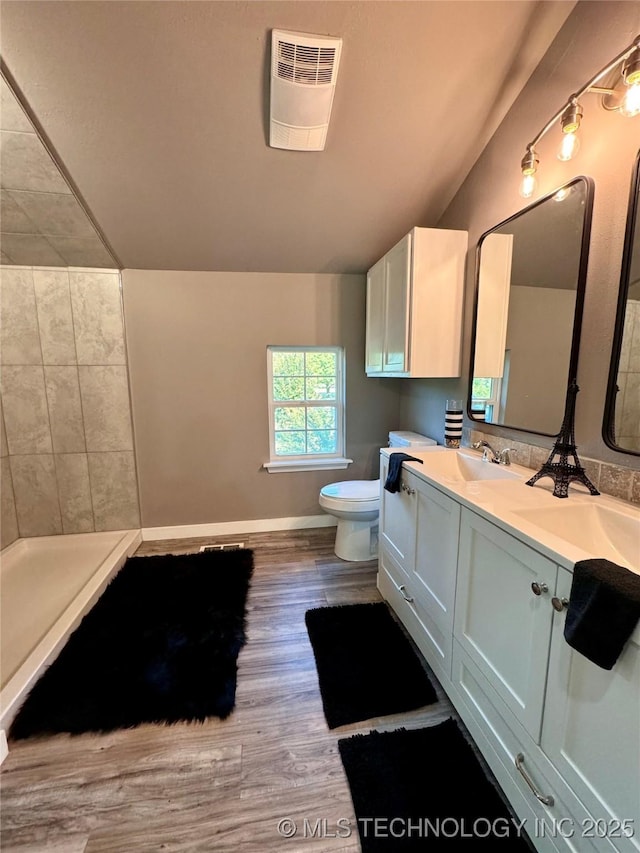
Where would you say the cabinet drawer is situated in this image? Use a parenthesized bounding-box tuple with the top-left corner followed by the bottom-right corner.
(452, 642, 613, 853)
(378, 564, 452, 684)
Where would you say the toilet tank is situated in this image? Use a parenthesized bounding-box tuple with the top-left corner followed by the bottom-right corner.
(388, 431, 437, 447)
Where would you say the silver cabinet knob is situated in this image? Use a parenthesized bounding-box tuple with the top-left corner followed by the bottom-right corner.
(551, 596, 569, 612)
(400, 482, 416, 495)
(531, 581, 548, 596)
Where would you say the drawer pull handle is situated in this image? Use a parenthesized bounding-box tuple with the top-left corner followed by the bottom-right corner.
(399, 584, 414, 603)
(531, 581, 548, 596)
(515, 753, 554, 806)
(551, 596, 569, 612)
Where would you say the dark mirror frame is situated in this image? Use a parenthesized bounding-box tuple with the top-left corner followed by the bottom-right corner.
(467, 176, 595, 437)
(603, 149, 640, 456)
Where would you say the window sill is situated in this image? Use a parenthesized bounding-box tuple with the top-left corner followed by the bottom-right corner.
(263, 457, 353, 474)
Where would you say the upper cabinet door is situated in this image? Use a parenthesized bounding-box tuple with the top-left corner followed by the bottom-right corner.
(365, 258, 385, 373)
(383, 233, 411, 373)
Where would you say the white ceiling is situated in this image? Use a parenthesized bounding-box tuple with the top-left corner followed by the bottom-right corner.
(0, 1, 575, 273)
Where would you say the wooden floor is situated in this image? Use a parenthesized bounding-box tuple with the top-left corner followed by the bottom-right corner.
(1, 528, 458, 852)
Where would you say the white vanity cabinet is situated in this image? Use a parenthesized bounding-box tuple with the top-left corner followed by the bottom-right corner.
(541, 569, 640, 853)
(454, 508, 558, 741)
(378, 455, 460, 683)
(376, 451, 640, 853)
(365, 227, 467, 378)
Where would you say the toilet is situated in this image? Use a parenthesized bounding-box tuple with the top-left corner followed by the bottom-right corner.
(319, 431, 437, 562)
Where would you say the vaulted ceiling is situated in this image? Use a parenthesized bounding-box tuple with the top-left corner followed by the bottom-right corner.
(0, 1, 575, 273)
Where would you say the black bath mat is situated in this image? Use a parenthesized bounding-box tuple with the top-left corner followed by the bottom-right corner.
(305, 602, 437, 728)
(339, 719, 532, 851)
(9, 548, 254, 739)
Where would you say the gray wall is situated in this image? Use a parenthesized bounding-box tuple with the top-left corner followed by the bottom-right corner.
(0, 265, 140, 547)
(399, 1, 640, 473)
(122, 270, 401, 528)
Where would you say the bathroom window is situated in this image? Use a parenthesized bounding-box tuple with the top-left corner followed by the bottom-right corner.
(263, 346, 352, 473)
(471, 376, 502, 422)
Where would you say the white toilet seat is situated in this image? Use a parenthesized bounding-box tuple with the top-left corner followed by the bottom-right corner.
(319, 480, 380, 514)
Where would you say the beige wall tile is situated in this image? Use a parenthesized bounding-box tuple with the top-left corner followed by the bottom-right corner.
(1, 190, 38, 234)
(0, 266, 42, 364)
(88, 451, 140, 531)
(10, 454, 62, 536)
(44, 366, 85, 453)
(631, 471, 640, 506)
(49, 237, 116, 269)
(55, 453, 94, 533)
(5, 191, 97, 238)
(0, 131, 70, 194)
(1, 366, 52, 454)
(0, 234, 66, 266)
(599, 463, 633, 502)
(33, 269, 77, 364)
(70, 271, 124, 364)
(1, 457, 19, 548)
(78, 366, 133, 451)
(0, 78, 33, 134)
(0, 399, 8, 458)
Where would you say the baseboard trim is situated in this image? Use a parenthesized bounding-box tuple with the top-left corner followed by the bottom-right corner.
(141, 514, 337, 541)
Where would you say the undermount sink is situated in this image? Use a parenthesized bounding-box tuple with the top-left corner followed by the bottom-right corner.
(512, 503, 639, 571)
(415, 450, 522, 483)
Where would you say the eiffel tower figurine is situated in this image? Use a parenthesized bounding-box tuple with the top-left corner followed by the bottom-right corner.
(526, 379, 599, 499)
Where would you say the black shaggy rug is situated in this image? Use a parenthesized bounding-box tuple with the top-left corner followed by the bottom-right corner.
(9, 548, 254, 739)
(305, 603, 437, 728)
(339, 719, 532, 851)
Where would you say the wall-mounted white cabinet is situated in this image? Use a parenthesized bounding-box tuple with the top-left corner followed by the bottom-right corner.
(365, 227, 468, 378)
(377, 450, 640, 853)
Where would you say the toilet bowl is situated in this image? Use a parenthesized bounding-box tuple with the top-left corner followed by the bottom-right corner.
(319, 479, 380, 562)
(319, 430, 438, 562)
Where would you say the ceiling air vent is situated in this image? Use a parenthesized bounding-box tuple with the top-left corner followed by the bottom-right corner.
(270, 29, 343, 151)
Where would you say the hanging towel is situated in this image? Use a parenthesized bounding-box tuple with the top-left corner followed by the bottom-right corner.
(384, 453, 424, 494)
(564, 559, 640, 670)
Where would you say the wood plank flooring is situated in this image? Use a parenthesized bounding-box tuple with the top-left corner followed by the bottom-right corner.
(1, 528, 457, 852)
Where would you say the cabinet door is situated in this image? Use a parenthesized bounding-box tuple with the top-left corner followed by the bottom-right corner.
(379, 458, 417, 581)
(365, 258, 385, 373)
(413, 479, 460, 635)
(541, 568, 640, 853)
(454, 508, 557, 742)
(383, 233, 411, 373)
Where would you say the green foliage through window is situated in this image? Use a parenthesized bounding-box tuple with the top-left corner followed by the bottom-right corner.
(269, 347, 343, 458)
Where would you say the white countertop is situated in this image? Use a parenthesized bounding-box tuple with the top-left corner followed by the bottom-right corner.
(381, 446, 640, 574)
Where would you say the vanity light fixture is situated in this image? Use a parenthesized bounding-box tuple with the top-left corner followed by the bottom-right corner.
(519, 35, 640, 197)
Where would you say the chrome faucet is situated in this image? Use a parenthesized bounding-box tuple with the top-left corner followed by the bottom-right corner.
(472, 440, 514, 466)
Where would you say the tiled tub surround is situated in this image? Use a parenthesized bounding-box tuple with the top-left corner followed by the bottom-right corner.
(0, 265, 140, 547)
(467, 428, 640, 505)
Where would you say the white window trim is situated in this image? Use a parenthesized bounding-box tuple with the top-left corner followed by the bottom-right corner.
(263, 345, 352, 474)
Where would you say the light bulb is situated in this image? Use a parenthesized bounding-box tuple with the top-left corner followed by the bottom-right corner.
(620, 80, 640, 117)
(520, 172, 536, 199)
(557, 130, 580, 161)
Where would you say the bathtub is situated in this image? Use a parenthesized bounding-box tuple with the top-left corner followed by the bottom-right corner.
(0, 529, 141, 758)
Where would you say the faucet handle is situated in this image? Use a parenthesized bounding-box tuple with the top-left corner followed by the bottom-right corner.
(497, 447, 515, 465)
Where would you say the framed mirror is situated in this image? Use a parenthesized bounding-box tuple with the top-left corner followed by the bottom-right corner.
(603, 150, 640, 455)
(468, 176, 594, 435)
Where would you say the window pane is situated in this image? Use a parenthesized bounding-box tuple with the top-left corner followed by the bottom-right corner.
(306, 406, 336, 430)
(274, 407, 305, 430)
(472, 378, 492, 400)
(272, 351, 304, 376)
(273, 376, 304, 401)
(305, 376, 336, 400)
(307, 430, 337, 453)
(305, 351, 336, 376)
(275, 431, 306, 455)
